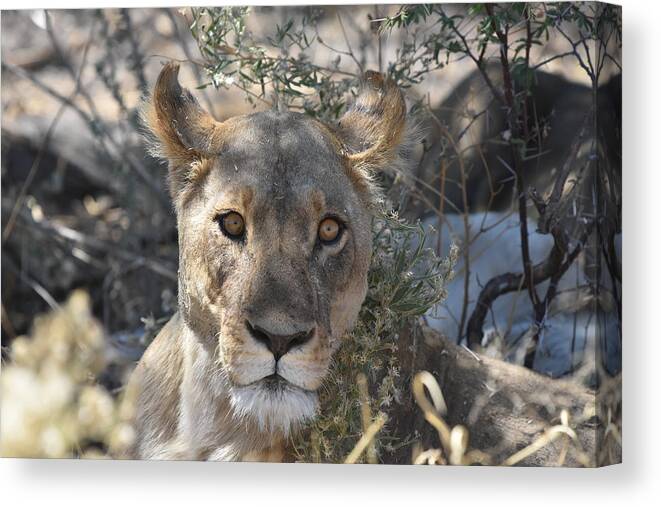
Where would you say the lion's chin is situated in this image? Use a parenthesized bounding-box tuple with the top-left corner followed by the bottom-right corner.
(228, 377, 318, 435)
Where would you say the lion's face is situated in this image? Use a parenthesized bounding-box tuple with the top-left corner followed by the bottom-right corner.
(177, 113, 373, 432)
(146, 64, 408, 434)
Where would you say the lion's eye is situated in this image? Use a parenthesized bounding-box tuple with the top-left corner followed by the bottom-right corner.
(318, 217, 341, 244)
(219, 212, 245, 239)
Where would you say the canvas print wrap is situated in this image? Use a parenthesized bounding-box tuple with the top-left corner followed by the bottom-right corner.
(0, 3, 621, 466)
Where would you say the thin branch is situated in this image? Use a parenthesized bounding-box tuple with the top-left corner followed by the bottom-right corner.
(524, 224, 595, 368)
(530, 112, 592, 234)
(441, 6, 505, 105)
(484, 3, 539, 308)
(530, 51, 575, 70)
(467, 240, 562, 349)
(337, 12, 364, 74)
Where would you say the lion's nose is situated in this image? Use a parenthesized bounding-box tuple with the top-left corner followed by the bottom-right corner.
(246, 321, 315, 361)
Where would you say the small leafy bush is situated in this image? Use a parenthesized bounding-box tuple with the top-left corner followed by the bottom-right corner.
(293, 212, 457, 463)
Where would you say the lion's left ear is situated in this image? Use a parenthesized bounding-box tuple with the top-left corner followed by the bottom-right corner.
(142, 63, 227, 199)
(335, 71, 411, 199)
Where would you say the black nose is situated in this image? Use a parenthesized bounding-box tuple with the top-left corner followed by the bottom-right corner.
(246, 321, 314, 360)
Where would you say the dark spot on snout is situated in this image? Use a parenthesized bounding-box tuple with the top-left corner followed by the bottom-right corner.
(246, 320, 314, 361)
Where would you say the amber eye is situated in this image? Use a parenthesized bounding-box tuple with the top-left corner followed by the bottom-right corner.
(219, 212, 245, 239)
(318, 217, 342, 244)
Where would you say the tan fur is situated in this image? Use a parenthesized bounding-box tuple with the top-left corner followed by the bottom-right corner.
(124, 63, 412, 461)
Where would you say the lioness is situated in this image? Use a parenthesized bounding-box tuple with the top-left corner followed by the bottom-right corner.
(125, 63, 412, 461)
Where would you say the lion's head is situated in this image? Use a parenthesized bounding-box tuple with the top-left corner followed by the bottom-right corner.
(144, 63, 411, 435)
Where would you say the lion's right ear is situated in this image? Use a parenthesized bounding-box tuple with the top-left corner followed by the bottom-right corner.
(143, 63, 226, 196)
(334, 71, 412, 203)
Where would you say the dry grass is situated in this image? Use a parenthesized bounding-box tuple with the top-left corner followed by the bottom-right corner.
(0, 291, 134, 458)
(0, 287, 621, 465)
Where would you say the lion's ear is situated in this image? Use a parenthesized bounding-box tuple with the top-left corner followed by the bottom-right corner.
(335, 71, 410, 197)
(143, 63, 226, 196)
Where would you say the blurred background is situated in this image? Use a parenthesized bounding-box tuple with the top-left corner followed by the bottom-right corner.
(1, 5, 621, 395)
